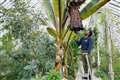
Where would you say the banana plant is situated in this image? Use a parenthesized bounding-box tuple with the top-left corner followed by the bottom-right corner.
(42, 0, 110, 79)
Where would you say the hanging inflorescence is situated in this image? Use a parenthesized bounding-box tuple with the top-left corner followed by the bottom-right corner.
(68, 0, 85, 33)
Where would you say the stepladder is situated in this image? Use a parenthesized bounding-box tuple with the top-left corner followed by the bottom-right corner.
(82, 53, 92, 80)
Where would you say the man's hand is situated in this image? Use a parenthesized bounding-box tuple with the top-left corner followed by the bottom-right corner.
(78, 45, 81, 48)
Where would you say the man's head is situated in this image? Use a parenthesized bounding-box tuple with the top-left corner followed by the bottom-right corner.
(84, 29, 93, 37)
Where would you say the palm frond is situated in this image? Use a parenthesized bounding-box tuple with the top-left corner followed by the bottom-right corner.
(42, 0, 57, 29)
(52, 0, 66, 34)
(80, 0, 111, 19)
(52, 0, 65, 18)
(62, 0, 70, 29)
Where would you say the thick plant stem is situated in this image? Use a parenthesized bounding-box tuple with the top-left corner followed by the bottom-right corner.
(63, 51, 68, 79)
(55, 37, 63, 71)
(63, 32, 73, 79)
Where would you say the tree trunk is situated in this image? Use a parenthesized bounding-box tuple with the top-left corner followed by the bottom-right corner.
(97, 41, 100, 68)
(108, 26, 114, 80)
(104, 17, 114, 80)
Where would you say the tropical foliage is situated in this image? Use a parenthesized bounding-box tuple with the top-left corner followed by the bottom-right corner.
(1, 0, 120, 80)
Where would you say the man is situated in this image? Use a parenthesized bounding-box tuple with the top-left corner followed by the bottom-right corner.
(76, 29, 93, 79)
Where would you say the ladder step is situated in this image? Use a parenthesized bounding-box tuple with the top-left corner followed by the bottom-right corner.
(82, 74, 91, 80)
(82, 76, 88, 79)
(82, 73, 89, 77)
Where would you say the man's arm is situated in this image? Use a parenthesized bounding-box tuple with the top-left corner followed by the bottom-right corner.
(76, 37, 83, 46)
(88, 38, 93, 53)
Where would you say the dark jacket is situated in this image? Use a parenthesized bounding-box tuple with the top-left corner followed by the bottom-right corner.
(76, 36, 93, 53)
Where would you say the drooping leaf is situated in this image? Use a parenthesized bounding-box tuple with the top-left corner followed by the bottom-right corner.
(47, 27, 57, 38)
(63, 30, 77, 43)
(80, 0, 110, 20)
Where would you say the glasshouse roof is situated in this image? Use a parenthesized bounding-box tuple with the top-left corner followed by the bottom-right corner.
(108, 0, 120, 17)
(0, 0, 120, 17)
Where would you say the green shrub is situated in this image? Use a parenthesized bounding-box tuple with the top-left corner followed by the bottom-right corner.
(47, 69, 61, 80)
(95, 69, 108, 80)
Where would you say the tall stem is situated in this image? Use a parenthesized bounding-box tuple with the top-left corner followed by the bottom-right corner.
(104, 16, 114, 80)
(108, 24, 114, 80)
(63, 32, 73, 79)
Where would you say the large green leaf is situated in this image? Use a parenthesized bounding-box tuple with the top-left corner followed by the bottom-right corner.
(42, 0, 57, 29)
(52, 0, 65, 17)
(52, 0, 59, 17)
(52, 0, 66, 33)
(47, 27, 57, 38)
(80, 0, 111, 20)
(63, 30, 77, 43)
(62, 0, 70, 29)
